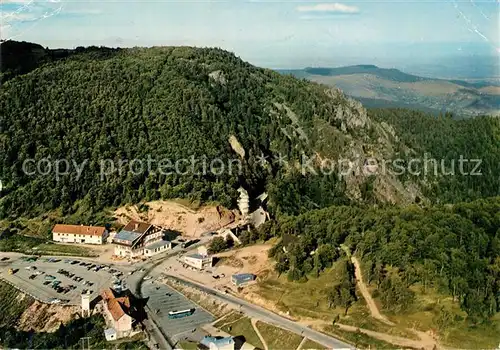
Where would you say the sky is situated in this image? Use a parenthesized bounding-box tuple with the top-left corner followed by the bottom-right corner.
(1, 0, 499, 71)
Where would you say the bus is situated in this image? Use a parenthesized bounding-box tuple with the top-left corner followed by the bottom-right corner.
(168, 308, 195, 319)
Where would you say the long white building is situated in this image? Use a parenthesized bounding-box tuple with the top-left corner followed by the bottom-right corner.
(52, 224, 108, 245)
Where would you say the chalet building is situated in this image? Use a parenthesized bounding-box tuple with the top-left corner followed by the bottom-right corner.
(113, 220, 171, 257)
(52, 224, 108, 245)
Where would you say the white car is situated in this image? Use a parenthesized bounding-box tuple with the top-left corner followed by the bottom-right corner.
(143, 275, 152, 281)
(49, 298, 61, 304)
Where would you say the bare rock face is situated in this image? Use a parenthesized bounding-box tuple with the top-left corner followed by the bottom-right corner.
(229, 135, 246, 159)
(209, 70, 227, 85)
(325, 88, 370, 130)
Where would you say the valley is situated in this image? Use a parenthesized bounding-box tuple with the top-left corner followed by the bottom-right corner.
(279, 65, 500, 118)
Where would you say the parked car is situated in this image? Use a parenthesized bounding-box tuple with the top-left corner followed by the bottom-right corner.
(49, 298, 62, 304)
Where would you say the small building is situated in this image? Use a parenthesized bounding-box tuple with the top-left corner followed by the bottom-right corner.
(183, 246, 212, 269)
(113, 220, 170, 257)
(184, 246, 213, 270)
(101, 288, 134, 338)
(231, 273, 256, 286)
(52, 224, 108, 245)
(144, 240, 171, 256)
(184, 254, 213, 270)
(200, 336, 235, 350)
(104, 328, 117, 341)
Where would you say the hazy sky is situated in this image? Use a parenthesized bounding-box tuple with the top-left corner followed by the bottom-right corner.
(1, 0, 499, 68)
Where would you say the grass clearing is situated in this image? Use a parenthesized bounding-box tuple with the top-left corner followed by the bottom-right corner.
(220, 317, 264, 349)
(179, 341, 198, 350)
(323, 325, 399, 349)
(255, 258, 500, 349)
(255, 321, 303, 350)
(301, 339, 326, 350)
(255, 260, 350, 321)
(214, 311, 245, 328)
(33, 243, 98, 257)
(0, 281, 35, 327)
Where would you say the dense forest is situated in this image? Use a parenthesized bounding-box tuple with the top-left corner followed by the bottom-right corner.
(263, 197, 500, 324)
(370, 109, 500, 203)
(1, 42, 498, 223)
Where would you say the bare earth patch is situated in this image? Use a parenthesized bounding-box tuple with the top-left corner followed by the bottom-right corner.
(17, 300, 79, 332)
(114, 200, 239, 237)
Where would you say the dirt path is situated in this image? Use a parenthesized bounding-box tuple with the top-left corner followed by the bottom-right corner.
(336, 323, 435, 350)
(351, 256, 394, 326)
(251, 318, 269, 350)
(350, 256, 439, 349)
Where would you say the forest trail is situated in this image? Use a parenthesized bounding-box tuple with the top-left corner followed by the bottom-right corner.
(336, 323, 436, 350)
(350, 256, 440, 349)
(351, 256, 395, 326)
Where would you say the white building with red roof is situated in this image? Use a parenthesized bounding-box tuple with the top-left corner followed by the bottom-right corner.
(52, 224, 108, 245)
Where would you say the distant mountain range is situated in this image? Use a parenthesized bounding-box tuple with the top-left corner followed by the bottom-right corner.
(278, 65, 500, 118)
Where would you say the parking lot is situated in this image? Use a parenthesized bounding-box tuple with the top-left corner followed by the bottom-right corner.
(0, 256, 129, 305)
(142, 281, 214, 342)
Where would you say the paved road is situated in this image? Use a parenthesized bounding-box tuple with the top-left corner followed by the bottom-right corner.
(163, 275, 353, 349)
(128, 236, 353, 349)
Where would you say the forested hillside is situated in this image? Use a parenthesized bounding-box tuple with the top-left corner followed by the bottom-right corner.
(263, 197, 500, 325)
(1, 42, 498, 223)
(0, 43, 418, 220)
(369, 109, 500, 203)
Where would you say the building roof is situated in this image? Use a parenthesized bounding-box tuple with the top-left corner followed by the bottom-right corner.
(145, 240, 170, 251)
(52, 224, 106, 236)
(113, 230, 142, 244)
(113, 220, 154, 245)
(186, 253, 210, 260)
(101, 288, 131, 321)
(104, 328, 116, 336)
(201, 336, 235, 348)
(122, 220, 152, 234)
(232, 273, 256, 281)
(101, 288, 116, 300)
